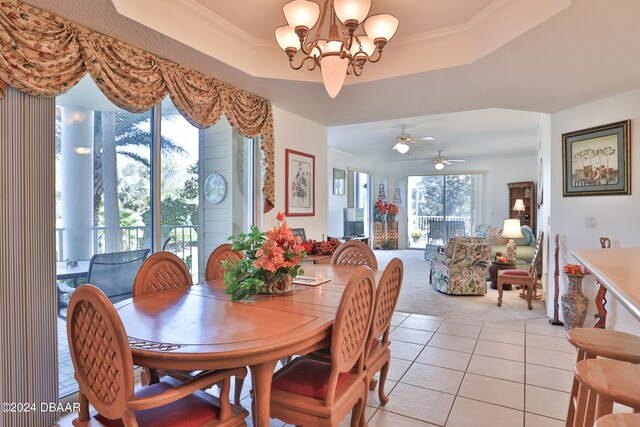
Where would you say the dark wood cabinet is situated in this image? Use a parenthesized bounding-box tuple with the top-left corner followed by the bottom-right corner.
(508, 181, 536, 235)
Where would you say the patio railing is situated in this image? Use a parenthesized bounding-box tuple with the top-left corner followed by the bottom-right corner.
(408, 215, 472, 246)
(55, 225, 199, 276)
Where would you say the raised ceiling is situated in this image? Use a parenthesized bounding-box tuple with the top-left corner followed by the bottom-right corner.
(109, 0, 569, 84)
(23, 0, 640, 160)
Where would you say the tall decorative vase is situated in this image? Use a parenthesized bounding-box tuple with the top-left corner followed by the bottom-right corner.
(561, 274, 589, 330)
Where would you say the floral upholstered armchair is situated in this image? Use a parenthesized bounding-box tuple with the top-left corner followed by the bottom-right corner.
(430, 237, 493, 295)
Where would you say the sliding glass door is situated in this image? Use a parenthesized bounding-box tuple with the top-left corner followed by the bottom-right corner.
(407, 173, 484, 248)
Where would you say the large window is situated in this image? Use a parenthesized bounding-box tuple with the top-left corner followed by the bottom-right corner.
(407, 173, 485, 248)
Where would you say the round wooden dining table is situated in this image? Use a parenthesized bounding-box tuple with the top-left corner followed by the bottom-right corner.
(115, 263, 381, 427)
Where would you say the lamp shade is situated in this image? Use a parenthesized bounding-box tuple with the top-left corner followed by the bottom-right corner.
(393, 142, 409, 154)
(283, 0, 321, 29)
(434, 162, 444, 170)
(275, 26, 300, 50)
(334, 0, 371, 24)
(502, 219, 523, 239)
(512, 199, 525, 212)
(364, 13, 399, 41)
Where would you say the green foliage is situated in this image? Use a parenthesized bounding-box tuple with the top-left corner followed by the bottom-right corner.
(223, 226, 268, 301)
(223, 226, 305, 302)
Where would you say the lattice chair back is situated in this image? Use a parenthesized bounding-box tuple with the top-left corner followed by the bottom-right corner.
(132, 251, 192, 297)
(331, 240, 378, 269)
(205, 243, 244, 281)
(367, 258, 403, 357)
(327, 265, 375, 405)
(528, 232, 544, 276)
(67, 284, 135, 421)
(87, 249, 150, 303)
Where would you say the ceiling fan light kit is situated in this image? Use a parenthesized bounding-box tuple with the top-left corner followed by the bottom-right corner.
(432, 150, 466, 169)
(275, 0, 399, 98)
(391, 126, 435, 153)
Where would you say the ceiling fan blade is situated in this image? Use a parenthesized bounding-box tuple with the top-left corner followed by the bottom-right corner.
(443, 160, 453, 165)
(416, 136, 435, 141)
(448, 159, 466, 163)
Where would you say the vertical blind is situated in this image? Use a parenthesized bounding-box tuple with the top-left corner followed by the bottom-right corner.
(1, 86, 57, 427)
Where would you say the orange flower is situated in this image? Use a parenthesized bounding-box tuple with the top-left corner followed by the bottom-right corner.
(562, 264, 589, 276)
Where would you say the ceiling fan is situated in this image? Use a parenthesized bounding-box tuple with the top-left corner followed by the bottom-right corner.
(392, 127, 435, 154)
(432, 150, 466, 170)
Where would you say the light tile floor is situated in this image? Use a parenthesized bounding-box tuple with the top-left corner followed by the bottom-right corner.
(58, 249, 634, 426)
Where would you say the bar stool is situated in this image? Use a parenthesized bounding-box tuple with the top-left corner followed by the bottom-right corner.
(571, 359, 640, 427)
(595, 413, 640, 427)
(566, 328, 640, 426)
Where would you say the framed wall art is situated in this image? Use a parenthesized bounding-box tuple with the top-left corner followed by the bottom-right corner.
(333, 168, 345, 195)
(285, 149, 315, 216)
(562, 120, 630, 196)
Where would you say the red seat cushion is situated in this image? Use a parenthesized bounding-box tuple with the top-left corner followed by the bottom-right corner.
(501, 269, 529, 277)
(271, 358, 352, 400)
(95, 381, 220, 427)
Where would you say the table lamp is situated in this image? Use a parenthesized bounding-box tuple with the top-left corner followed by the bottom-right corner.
(502, 219, 523, 262)
(512, 199, 525, 219)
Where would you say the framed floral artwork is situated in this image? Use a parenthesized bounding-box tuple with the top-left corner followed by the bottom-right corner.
(562, 120, 631, 196)
(285, 149, 315, 216)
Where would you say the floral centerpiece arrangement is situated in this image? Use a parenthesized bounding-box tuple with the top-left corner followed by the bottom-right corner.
(562, 264, 590, 276)
(387, 203, 399, 222)
(301, 239, 341, 256)
(373, 199, 388, 222)
(223, 212, 306, 301)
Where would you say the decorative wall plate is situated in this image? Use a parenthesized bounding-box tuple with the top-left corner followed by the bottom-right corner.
(204, 172, 226, 204)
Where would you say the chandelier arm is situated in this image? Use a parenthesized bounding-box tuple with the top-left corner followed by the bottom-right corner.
(366, 47, 385, 64)
(289, 55, 319, 71)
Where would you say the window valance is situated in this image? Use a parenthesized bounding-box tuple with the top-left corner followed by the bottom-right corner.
(0, 0, 274, 212)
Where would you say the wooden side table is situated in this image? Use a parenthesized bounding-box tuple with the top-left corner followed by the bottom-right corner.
(489, 261, 516, 290)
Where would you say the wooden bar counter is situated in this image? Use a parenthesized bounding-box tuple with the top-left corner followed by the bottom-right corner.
(572, 248, 640, 321)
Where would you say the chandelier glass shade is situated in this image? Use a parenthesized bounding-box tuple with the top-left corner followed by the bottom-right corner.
(275, 0, 399, 98)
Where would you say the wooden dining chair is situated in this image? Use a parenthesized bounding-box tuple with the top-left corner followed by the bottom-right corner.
(497, 232, 544, 309)
(205, 243, 243, 281)
(331, 239, 378, 269)
(133, 251, 247, 405)
(132, 251, 192, 297)
(66, 284, 248, 427)
(266, 265, 376, 427)
(204, 243, 248, 404)
(364, 257, 404, 407)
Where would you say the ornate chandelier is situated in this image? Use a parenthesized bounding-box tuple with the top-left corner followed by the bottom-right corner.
(275, 0, 399, 98)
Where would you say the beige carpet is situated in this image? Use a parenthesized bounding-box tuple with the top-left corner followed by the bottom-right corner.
(373, 249, 549, 323)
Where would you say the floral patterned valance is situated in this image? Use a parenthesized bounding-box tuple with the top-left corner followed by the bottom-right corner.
(0, 0, 274, 212)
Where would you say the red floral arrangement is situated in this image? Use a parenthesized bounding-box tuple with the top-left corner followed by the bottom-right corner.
(562, 264, 590, 276)
(224, 212, 307, 300)
(301, 239, 341, 255)
(387, 203, 399, 216)
(375, 199, 389, 214)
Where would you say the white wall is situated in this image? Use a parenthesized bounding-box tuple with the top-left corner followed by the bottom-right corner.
(549, 87, 640, 334)
(200, 118, 233, 280)
(268, 106, 328, 240)
(384, 154, 537, 248)
(327, 149, 381, 238)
